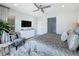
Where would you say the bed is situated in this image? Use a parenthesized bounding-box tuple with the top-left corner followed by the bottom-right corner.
(10, 33, 79, 56)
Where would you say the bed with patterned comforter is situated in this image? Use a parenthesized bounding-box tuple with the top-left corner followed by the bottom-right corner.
(10, 33, 79, 56)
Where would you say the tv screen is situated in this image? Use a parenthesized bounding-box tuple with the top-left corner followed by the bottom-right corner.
(21, 20, 32, 27)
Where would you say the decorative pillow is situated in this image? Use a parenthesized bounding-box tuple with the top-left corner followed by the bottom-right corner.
(10, 34, 16, 41)
(67, 34, 79, 51)
(74, 27, 79, 35)
(9, 32, 21, 41)
(61, 32, 68, 41)
(15, 32, 21, 39)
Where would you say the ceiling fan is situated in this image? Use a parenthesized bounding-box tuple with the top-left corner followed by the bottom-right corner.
(33, 3, 52, 13)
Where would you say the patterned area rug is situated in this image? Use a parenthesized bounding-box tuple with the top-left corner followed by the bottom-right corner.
(10, 33, 79, 56)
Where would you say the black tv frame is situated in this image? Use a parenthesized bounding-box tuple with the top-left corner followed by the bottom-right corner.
(21, 20, 32, 27)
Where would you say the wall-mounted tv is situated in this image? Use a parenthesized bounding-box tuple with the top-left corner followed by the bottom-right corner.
(21, 20, 32, 27)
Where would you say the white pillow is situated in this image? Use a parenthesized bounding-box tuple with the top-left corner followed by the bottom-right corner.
(67, 34, 79, 51)
(61, 32, 68, 41)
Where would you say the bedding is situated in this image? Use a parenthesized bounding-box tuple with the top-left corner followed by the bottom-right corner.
(61, 32, 68, 41)
(10, 33, 79, 56)
(67, 34, 79, 51)
(61, 30, 79, 51)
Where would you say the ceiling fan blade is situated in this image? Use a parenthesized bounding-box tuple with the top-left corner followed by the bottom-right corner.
(41, 9, 44, 13)
(43, 5, 51, 9)
(32, 9, 39, 12)
(34, 3, 39, 8)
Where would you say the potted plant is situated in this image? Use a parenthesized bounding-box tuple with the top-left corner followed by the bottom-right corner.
(0, 20, 11, 44)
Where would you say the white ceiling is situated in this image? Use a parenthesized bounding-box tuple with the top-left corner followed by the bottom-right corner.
(1, 3, 79, 16)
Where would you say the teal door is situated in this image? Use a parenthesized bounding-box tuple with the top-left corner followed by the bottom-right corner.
(47, 17, 56, 33)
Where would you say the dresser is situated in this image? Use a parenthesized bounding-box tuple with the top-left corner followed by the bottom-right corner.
(20, 28, 36, 39)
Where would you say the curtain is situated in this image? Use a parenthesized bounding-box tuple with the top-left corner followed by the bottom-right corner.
(0, 5, 10, 43)
(0, 6, 9, 21)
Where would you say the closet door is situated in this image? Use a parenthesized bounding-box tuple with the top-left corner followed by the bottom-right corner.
(47, 17, 56, 33)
